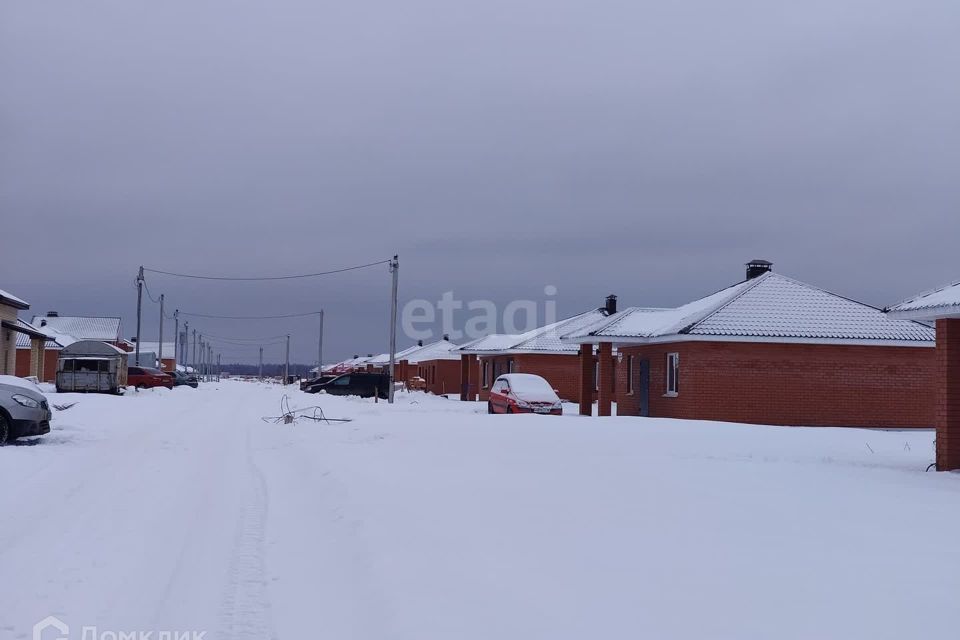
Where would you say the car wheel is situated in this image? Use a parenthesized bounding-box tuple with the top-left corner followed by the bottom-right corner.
(506, 405, 513, 414)
(0, 413, 10, 447)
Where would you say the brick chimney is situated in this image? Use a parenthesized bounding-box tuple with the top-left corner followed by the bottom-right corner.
(605, 295, 617, 315)
(746, 259, 773, 280)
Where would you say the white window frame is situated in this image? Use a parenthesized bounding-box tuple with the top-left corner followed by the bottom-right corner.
(665, 352, 679, 397)
(482, 361, 490, 389)
(626, 355, 634, 395)
(594, 361, 599, 391)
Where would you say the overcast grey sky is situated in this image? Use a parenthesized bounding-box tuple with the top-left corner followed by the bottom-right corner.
(2, 1, 958, 363)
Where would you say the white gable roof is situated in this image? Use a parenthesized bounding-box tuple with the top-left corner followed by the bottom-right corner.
(31, 315, 121, 342)
(887, 280, 960, 320)
(404, 339, 461, 362)
(564, 272, 934, 346)
(0, 288, 29, 309)
(458, 308, 614, 355)
(13, 319, 63, 349)
(367, 344, 423, 366)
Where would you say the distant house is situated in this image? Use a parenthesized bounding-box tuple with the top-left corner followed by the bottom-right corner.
(0, 288, 53, 379)
(127, 341, 176, 371)
(456, 297, 619, 404)
(401, 337, 461, 395)
(562, 261, 936, 427)
(31, 312, 122, 346)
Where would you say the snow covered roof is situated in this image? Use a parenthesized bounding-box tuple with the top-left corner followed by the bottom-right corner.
(60, 340, 128, 357)
(404, 339, 461, 363)
(132, 341, 176, 357)
(365, 343, 444, 366)
(31, 315, 122, 342)
(13, 319, 63, 349)
(563, 272, 934, 346)
(0, 288, 30, 310)
(886, 280, 960, 320)
(458, 308, 615, 355)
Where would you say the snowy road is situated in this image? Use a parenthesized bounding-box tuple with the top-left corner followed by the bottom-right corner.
(2, 380, 960, 639)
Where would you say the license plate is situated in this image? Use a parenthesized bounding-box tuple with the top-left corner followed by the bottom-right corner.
(534, 407, 552, 414)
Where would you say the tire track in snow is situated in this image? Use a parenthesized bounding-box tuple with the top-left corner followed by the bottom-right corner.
(217, 426, 277, 640)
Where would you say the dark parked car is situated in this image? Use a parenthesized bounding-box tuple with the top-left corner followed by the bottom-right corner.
(306, 373, 390, 399)
(171, 370, 199, 388)
(127, 366, 175, 389)
(301, 375, 337, 392)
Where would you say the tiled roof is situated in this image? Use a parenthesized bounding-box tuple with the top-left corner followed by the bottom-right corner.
(31, 315, 121, 342)
(887, 281, 960, 320)
(13, 320, 62, 349)
(458, 308, 614, 355)
(564, 272, 933, 345)
(404, 339, 461, 362)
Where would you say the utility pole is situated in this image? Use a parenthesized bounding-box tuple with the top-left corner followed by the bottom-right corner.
(182, 321, 188, 365)
(192, 329, 197, 375)
(173, 310, 179, 372)
(217, 353, 221, 381)
(284, 334, 290, 385)
(317, 309, 324, 378)
(158, 293, 165, 370)
(135, 266, 144, 366)
(199, 335, 204, 381)
(208, 345, 213, 381)
(388, 255, 399, 403)
(258, 346, 263, 380)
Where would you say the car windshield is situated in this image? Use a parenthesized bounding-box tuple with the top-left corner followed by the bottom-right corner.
(503, 375, 559, 401)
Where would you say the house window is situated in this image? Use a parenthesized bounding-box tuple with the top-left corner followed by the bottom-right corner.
(482, 361, 489, 388)
(626, 355, 634, 394)
(507, 359, 514, 373)
(666, 352, 679, 396)
(594, 361, 599, 391)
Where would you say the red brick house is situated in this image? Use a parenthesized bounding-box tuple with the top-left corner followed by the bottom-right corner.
(562, 262, 936, 427)
(887, 279, 960, 469)
(457, 297, 619, 404)
(402, 338, 460, 396)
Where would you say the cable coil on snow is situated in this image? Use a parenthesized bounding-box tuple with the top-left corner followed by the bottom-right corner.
(261, 395, 353, 425)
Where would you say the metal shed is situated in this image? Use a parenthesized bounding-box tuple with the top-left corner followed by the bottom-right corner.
(56, 340, 129, 394)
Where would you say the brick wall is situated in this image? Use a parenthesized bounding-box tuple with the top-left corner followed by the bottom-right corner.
(936, 319, 960, 470)
(416, 359, 461, 396)
(615, 341, 935, 428)
(15, 347, 59, 382)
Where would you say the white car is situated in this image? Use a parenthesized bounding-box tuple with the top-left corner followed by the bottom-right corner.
(0, 375, 51, 445)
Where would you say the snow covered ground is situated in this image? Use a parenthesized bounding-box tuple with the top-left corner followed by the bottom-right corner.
(1, 380, 959, 639)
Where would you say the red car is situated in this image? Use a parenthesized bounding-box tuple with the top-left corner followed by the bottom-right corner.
(127, 366, 175, 389)
(487, 374, 563, 415)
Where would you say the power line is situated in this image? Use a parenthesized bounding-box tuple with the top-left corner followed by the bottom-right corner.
(143, 259, 390, 281)
(142, 280, 162, 305)
(198, 332, 290, 343)
(179, 310, 323, 320)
